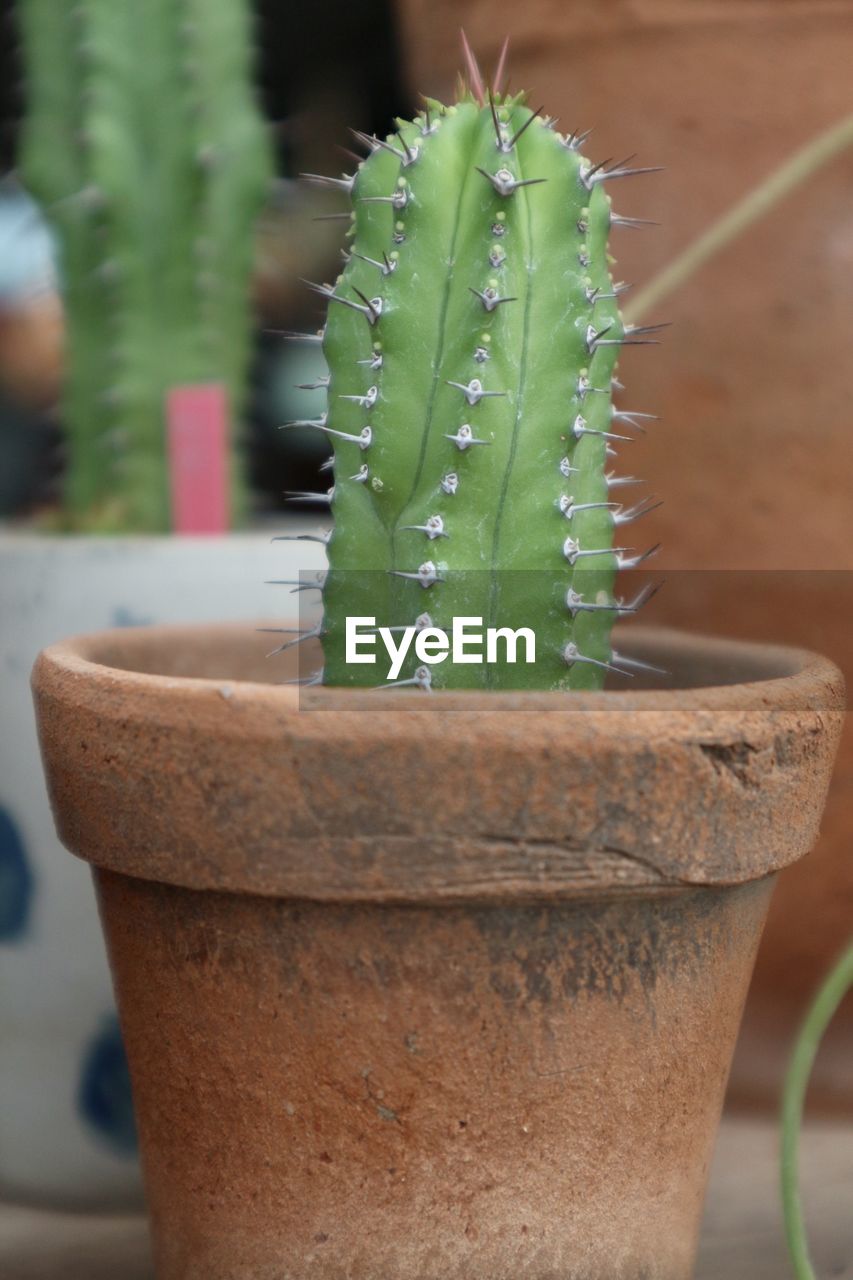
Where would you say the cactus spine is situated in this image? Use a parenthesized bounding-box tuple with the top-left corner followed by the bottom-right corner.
(18, 0, 272, 532)
(298, 70, 660, 691)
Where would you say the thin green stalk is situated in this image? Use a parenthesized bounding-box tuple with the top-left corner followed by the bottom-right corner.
(780, 941, 853, 1280)
(626, 114, 853, 325)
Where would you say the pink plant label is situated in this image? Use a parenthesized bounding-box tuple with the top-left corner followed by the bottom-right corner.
(166, 383, 230, 533)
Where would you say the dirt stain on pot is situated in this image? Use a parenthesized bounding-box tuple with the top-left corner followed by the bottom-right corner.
(466, 886, 760, 1009)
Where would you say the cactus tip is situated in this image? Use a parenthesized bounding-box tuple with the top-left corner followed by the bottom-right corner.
(460, 29, 486, 105)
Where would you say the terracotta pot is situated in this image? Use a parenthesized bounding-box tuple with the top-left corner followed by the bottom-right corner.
(32, 623, 842, 1280)
(640, 574, 853, 1113)
(393, 0, 853, 1110)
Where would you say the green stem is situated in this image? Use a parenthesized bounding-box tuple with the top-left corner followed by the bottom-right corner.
(625, 114, 853, 325)
(780, 941, 853, 1280)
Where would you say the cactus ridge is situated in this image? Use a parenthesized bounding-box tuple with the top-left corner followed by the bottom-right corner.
(299, 85, 660, 691)
(18, 0, 272, 531)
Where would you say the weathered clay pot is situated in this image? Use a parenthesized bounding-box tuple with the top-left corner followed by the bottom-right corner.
(32, 623, 842, 1280)
(640, 575, 853, 1112)
(393, 0, 853, 1108)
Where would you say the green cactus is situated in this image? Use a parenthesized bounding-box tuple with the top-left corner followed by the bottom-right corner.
(290, 55, 661, 691)
(18, 0, 272, 532)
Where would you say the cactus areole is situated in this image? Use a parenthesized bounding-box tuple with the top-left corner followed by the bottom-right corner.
(295, 76, 663, 691)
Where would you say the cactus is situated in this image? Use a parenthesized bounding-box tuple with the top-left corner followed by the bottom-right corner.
(290, 47, 661, 691)
(17, 0, 272, 532)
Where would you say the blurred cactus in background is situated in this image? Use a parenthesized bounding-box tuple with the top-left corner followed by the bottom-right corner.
(17, 0, 272, 531)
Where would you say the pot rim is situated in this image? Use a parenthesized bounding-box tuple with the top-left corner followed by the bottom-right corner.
(31, 619, 843, 711)
(32, 623, 845, 902)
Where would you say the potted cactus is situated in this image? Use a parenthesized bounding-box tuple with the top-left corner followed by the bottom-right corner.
(0, 0, 284, 1206)
(32, 48, 844, 1277)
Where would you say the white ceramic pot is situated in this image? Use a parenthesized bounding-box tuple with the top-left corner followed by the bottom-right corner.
(0, 532, 325, 1207)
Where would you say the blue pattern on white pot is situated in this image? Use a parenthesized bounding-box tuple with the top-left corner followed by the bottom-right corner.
(1, 533, 325, 1207)
(0, 805, 35, 940)
(78, 1013, 138, 1155)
